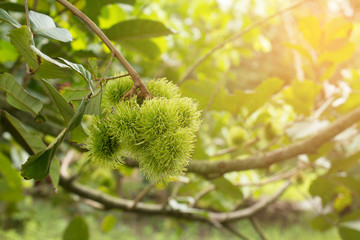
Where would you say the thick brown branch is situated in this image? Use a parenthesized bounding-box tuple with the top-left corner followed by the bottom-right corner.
(56, 0, 152, 99)
(177, 0, 311, 85)
(188, 106, 360, 176)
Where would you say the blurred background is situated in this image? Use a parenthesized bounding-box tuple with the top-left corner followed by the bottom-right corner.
(1, 0, 360, 239)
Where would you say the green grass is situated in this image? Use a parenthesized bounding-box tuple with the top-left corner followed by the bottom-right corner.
(0, 198, 341, 240)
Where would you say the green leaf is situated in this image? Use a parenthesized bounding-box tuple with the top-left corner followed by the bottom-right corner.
(60, 88, 91, 102)
(298, 16, 321, 49)
(0, 39, 18, 63)
(284, 42, 313, 61)
(87, 57, 98, 79)
(0, 3, 25, 12)
(101, 215, 116, 233)
(84, 90, 102, 116)
(58, 57, 95, 95)
(0, 73, 43, 116)
(104, 19, 174, 40)
(120, 39, 161, 59)
(283, 80, 321, 115)
(29, 10, 73, 42)
(49, 157, 60, 188)
(63, 216, 89, 240)
(0, 152, 23, 202)
(329, 152, 360, 173)
(340, 221, 360, 240)
(210, 177, 242, 200)
(9, 26, 39, 69)
(42, 79, 88, 143)
(84, 0, 135, 24)
(309, 177, 336, 206)
(0, 8, 21, 28)
(20, 99, 87, 180)
(0, 111, 46, 154)
(310, 213, 337, 231)
(30, 45, 72, 79)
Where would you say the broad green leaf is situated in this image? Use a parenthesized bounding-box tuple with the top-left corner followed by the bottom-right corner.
(63, 216, 89, 240)
(20, 99, 87, 180)
(84, 90, 102, 116)
(30, 45, 69, 68)
(318, 42, 355, 64)
(0, 8, 21, 28)
(87, 57, 98, 79)
(104, 19, 174, 40)
(284, 42, 313, 61)
(0, 73, 43, 116)
(120, 39, 161, 59)
(340, 221, 360, 240)
(0, 39, 18, 63)
(58, 57, 95, 95)
(42, 80, 88, 143)
(30, 45, 72, 79)
(0, 3, 24, 12)
(60, 88, 91, 102)
(84, 0, 135, 24)
(329, 152, 360, 173)
(0, 153, 23, 202)
(101, 215, 116, 233)
(309, 177, 336, 206)
(339, 211, 360, 240)
(49, 157, 60, 188)
(337, 93, 360, 113)
(282, 80, 321, 115)
(323, 17, 353, 47)
(310, 213, 337, 231)
(9, 26, 38, 69)
(29, 10, 73, 42)
(298, 16, 322, 49)
(210, 177, 242, 200)
(0, 111, 46, 154)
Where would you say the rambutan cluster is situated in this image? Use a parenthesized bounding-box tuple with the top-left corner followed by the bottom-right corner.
(86, 77, 201, 183)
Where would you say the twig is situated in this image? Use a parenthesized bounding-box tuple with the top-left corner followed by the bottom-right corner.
(190, 185, 215, 208)
(56, 0, 152, 100)
(60, 149, 76, 178)
(24, 0, 30, 30)
(129, 183, 155, 209)
(222, 222, 250, 240)
(177, 0, 311, 85)
(95, 52, 114, 88)
(249, 217, 269, 240)
(33, 0, 38, 11)
(96, 73, 131, 82)
(59, 175, 290, 223)
(201, 72, 227, 118)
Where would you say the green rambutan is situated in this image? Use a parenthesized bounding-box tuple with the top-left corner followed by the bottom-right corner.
(86, 116, 122, 167)
(86, 77, 202, 183)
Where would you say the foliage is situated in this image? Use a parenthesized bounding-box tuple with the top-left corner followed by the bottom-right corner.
(1, 0, 360, 239)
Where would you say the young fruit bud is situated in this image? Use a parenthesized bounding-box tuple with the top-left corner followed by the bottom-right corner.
(86, 116, 122, 167)
(102, 76, 133, 110)
(147, 78, 181, 99)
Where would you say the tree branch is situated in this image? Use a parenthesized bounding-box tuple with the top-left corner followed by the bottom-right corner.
(56, 0, 152, 99)
(177, 0, 311, 85)
(188, 106, 360, 176)
(59, 174, 290, 223)
(250, 217, 269, 240)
